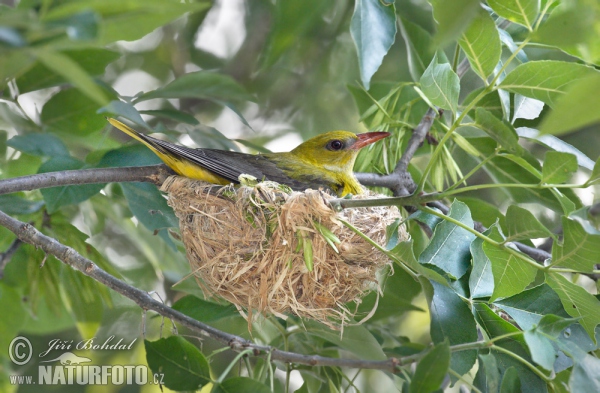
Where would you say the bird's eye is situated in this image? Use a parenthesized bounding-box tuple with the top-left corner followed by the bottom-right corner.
(327, 140, 344, 151)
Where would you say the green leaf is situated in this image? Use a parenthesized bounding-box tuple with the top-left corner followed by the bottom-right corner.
(540, 73, 600, 135)
(475, 108, 522, 155)
(418, 200, 476, 279)
(495, 283, 569, 330)
(16, 48, 120, 93)
(145, 336, 210, 391)
(44, 0, 210, 45)
(469, 232, 494, 299)
(458, 9, 501, 81)
(546, 272, 600, 343)
(356, 268, 423, 321)
(41, 88, 108, 135)
(38, 156, 105, 213)
(419, 53, 460, 113)
(410, 340, 450, 393)
(473, 353, 500, 393)
(212, 377, 271, 393)
(534, 1, 599, 64)
(139, 109, 200, 125)
(429, 0, 481, 47)
(524, 316, 566, 371)
(551, 216, 600, 273)
(121, 182, 178, 232)
(473, 303, 527, 350)
(569, 354, 600, 393)
(304, 320, 386, 361)
(517, 127, 595, 170)
(172, 295, 239, 323)
(542, 151, 578, 184)
(35, 48, 109, 106)
(483, 225, 538, 301)
(350, 0, 397, 89)
(99, 101, 148, 128)
(487, 0, 539, 30)
(505, 205, 553, 241)
(7, 133, 69, 157)
(397, 17, 435, 81)
(0, 283, 26, 351)
(499, 61, 599, 108)
(499, 367, 521, 393)
(424, 279, 478, 376)
(462, 88, 504, 119)
(0, 195, 44, 215)
(136, 71, 253, 104)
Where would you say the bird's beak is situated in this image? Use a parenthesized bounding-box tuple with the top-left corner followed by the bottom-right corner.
(352, 132, 391, 150)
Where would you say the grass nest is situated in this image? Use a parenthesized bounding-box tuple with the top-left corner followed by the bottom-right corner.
(161, 176, 407, 328)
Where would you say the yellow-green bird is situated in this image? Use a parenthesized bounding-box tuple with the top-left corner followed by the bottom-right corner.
(108, 118, 389, 197)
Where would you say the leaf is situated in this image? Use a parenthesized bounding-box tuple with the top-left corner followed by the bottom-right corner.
(419, 53, 460, 113)
(541, 151, 578, 184)
(35, 48, 109, 106)
(569, 354, 600, 393)
(44, 0, 210, 45)
(172, 295, 239, 323)
(304, 320, 386, 361)
(473, 353, 500, 393)
(356, 268, 423, 321)
(512, 95, 544, 122)
(475, 108, 522, 154)
(121, 182, 179, 232)
(428, 0, 481, 47)
(534, 1, 599, 64)
(136, 71, 253, 104)
(7, 133, 69, 157)
(397, 17, 435, 81)
(0, 283, 26, 351)
(469, 232, 494, 299)
(99, 101, 148, 128)
(546, 272, 600, 343)
(462, 88, 504, 119)
(495, 283, 569, 330)
(16, 48, 120, 93)
(499, 367, 521, 393)
(551, 216, 600, 273)
(423, 279, 478, 376)
(144, 336, 210, 391)
(41, 89, 109, 135)
(350, 0, 397, 89)
(516, 127, 595, 170)
(0, 195, 44, 215)
(540, 73, 600, 135)
(487, 0, 539, 30)
(212, 377, 271, 393)
(418, 200, 476, 279)
(499, 61, 599, 108)
(483, 225, 538, 301)
(458, 9, 501, 81)
(410, 340, 450, 393)
(505, 205, 553, 241)
(38, 156, 105, 213)
(523, 315, 574, 371)
(139, 109, 199, 125)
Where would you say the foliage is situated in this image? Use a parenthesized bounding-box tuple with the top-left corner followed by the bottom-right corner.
(1, 0, 599, 392)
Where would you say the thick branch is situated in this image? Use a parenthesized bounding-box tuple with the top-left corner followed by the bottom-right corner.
(0, 209, 405, 372)
(0, 165, 171, 195)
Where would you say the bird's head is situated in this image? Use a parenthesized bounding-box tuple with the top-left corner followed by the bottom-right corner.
(290, 130, 390, 174)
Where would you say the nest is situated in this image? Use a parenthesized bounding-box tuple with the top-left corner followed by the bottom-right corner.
(161, 176, 407, 328)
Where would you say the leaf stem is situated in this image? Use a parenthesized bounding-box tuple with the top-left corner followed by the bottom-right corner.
(216, 349, 254, 384)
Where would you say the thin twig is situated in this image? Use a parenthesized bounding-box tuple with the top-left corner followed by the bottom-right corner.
(0, 165, 170, 195)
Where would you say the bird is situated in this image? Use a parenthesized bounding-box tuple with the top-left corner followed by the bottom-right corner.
(107, 118, 389, 197)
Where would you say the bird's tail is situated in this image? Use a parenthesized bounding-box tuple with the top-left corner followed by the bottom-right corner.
(107, 118, 169, 157)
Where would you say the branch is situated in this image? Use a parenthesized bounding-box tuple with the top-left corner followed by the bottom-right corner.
(0, 165, 171, 195)
(0, 237, 21, 279)
(0, 208, 407, 372)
